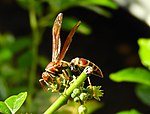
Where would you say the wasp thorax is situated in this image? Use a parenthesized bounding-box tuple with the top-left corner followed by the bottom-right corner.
(46, 61, 56, 69)
(60, 61, 70, 68)
(45, 62, 59, 74)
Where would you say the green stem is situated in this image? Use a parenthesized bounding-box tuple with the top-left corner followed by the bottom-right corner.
(44, 66, 92, 114)
(29, 5, 39, 94)
(26, 0, 41, 111)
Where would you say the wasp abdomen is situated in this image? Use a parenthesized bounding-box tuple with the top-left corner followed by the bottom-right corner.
(70, 57, 103, 78)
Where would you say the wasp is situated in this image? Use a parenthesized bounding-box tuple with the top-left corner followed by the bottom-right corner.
(39, 13, 103, 92)
(70, 57, 103, 77)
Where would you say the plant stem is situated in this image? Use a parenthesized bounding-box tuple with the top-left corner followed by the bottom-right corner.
(26, 0, 41, 111)
(44, 66, 92, 114)
(29, 4, 39, 94)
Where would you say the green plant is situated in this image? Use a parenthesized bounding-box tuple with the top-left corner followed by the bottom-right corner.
(0, 92, 27, 114)
(44, 66, 103, 114)
(0, 0, 117, 113)
(109, 38, 150, 113)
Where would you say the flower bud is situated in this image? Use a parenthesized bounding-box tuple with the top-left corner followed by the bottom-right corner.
(78, 105, 87, 114)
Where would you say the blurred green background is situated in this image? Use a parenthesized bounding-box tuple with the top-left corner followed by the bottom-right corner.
(0, 0, 150, 114)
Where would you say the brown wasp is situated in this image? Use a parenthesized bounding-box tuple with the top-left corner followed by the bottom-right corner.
(39, 13, 103, 92)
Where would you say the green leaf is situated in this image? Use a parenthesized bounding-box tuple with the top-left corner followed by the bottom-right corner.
(109, 67, 150, 86)
(77, 22, 92, 35)
(0, 101, 11, 114)
(0, 33, 15, 48)
(85, 100, 103, 114)
(117, 109, 141, 114)
(10, 37, 31, 53)
(63, 17, 92, 35)
(17, 0, 42, 16)
(18, 50, 32, 69)
(82, 5, 112, 17)
(4, 92, 27, 114)
(0, 78, 8, 100)
(135, 84, 150, 106)
(77, 0, 118, 9)
(46, 0, 117, 11)
(138, 38, 150, 68)
(38, 56, 50, 69)
(0, 48, 13, 62)
(17, 0, 30, 9)
(0, 64, 16, 78)
(32, 90, 59, 113)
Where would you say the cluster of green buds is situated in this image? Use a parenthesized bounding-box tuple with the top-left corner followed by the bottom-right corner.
(71, 84, 103, 113)
(44, 66, 104, 114)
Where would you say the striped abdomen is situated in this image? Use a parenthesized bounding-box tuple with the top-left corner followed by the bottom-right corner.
(70, 57, 103, 78)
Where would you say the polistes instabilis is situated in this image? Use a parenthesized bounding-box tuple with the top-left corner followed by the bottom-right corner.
(39, 13, 103, 92)
(70, 57, 103, 77)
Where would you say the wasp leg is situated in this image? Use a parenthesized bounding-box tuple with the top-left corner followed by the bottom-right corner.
(52, 77, 61, 92)
(84, 66, 94, 88)
(62, 69, 70, 80)
(61, 70, 71, 94)
(39, 79, 48, 92)
(87, 77, 93, 88)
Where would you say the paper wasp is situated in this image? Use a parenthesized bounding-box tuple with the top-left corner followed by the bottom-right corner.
(39, 13, 103, 92)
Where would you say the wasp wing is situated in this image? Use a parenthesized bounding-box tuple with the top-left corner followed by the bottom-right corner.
(52, 13, 63, 62)
(56, 21, 81, 64)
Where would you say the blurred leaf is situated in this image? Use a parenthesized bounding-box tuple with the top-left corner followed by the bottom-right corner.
(39, 15, 92, 35)
(0, 48, 13, 62)
(77, 0, 118, 9)
(63, 17, 92, 35)
(8, 87, 27, 97)
(31, 90, 59, 113)
(17, 0, 43, 16)
(56, 99, 102, 114)
(135, 84, 150, 106)
(10, 37, 32, 53)
(18, 50, 32, 69)
(0, 101, 11, 114)
(81, 5, 112, 17)
(38, 56, 50, 69)
(0, 78, 8, 100)
(85, 100, 103, 113)
(40, 0, 117, 28)
(0, 33, 15, 48)
(17, 0, 30, 9)
(109, 67, 150, 86)
(138, 38, 150, 68)
(33, 90, 102, 114)
(0, 64, 16, 78)
(46, 0, 117, 10)
(4, 92, 27, 114)
(117, 109, 141, 114)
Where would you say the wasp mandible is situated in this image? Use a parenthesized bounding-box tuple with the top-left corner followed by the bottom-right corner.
(39, 13, 103, 92)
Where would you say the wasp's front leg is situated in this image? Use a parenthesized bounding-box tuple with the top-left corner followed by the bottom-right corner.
(50, 77, 61, 92)
(60, 70, 71, 94)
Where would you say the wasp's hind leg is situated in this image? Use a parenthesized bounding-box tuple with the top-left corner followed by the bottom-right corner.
(87, 77, 93, 88)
